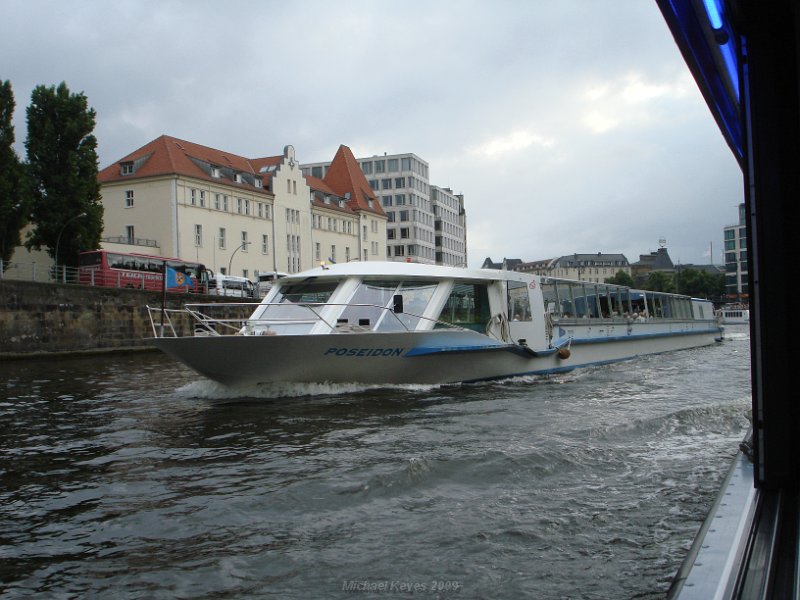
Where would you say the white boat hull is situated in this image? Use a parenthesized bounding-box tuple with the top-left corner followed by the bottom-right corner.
(152, 324, 722, 386)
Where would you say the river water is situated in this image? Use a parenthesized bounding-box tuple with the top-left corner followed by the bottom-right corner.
(1, 334, 751, 599)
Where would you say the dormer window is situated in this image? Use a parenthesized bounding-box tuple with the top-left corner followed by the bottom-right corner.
(120, 162, 134, 175)
(254, 177, 262, 188)
(211, 167, 221, 178)
(324, 195, 331, 204)
(234, 173, 243, 183)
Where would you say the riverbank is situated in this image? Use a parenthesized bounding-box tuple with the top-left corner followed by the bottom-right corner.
(0, 280, 248, 359)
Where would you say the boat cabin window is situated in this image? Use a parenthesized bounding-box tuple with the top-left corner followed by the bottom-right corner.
(339, 279, 439, 332)
(437, 282, 491, 332)
(507, 281, 532, 321)
(255, 279, 339, 333)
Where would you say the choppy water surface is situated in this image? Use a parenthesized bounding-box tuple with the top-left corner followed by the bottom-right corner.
(1, 336, 751, 599)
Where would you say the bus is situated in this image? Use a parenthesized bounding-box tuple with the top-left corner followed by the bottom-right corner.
(78, 250, 209, 293)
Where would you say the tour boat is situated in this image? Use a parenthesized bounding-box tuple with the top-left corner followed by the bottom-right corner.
(148, 261, 722, 386)
(715, 305, 750, 325)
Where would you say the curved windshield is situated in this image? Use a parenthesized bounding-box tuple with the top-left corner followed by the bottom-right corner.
(254, 279, 339, 333)
(339, 279, 439, 332)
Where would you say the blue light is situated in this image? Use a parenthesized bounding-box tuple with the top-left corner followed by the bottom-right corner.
(703, 0, 724, 29)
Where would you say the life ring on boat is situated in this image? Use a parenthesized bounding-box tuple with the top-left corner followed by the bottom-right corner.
(557, 347, 571, 360)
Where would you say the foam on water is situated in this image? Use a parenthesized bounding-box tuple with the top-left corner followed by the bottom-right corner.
(175, 378, 444, 400)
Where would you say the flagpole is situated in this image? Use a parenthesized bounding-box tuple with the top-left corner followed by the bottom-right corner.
(160, 260, 168, 336)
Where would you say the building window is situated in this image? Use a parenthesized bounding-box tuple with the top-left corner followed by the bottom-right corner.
(198, 191, 205, 207)
(395, 177, 405, 188)
(361, 161, 372, 174)
(215, 194, 222, 210)
(125, 225, 135, 244)
(330, 245, 336, 262)
(258, 202, 264, 218)
(120, 162, 134, 175)
(345, 247, 351, 262)
(374, 160, 385, 173)
(219, 228, 226, 249)
(241, 231, 248, 249)
(287, 179, 292, 193)
(194, 224, 202, 247)
(244, 199, 250, 216)
(237, 198, 243, 214)
(262, 234, 269, 254)
(388, 158, 398, 172)
(388, 229, 396, 240)
(125, 190, 134, 208)
(190, 189, 197, 206)
(223, 195, 229, 212)
(382, 178, 392, 190)
(315, 242, 321, 261)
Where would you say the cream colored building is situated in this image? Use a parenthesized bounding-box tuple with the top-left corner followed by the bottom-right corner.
(98, 137, 386, 279)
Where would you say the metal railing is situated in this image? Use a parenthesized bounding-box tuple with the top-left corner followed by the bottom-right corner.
(0, 260, 83, 284)
(0, 260, 202, 292)
(146, 301, 465, 339)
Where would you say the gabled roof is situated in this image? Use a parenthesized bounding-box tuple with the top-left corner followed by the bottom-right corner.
(323, 145, 385, 217)
(97, 135, 272, 194)
(306, 175, 355, 215)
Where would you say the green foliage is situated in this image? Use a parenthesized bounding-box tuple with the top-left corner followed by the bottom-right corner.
(675, 268, 725, 298)
(643, 271, 676, 293)
(605, 269, 634, 287)
(24, 82, 103, 266)
(0, 80, 29, 263)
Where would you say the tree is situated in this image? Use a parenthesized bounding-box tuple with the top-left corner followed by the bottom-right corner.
(0, 80, 28, 263)
(24, 82, 103, 266)
(643, 271, 675, 293)
(675, 268, 725, 298)
(605, 269, 634, 287)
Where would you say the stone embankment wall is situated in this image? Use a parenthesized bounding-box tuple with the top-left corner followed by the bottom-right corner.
(0, 280, 250, 358)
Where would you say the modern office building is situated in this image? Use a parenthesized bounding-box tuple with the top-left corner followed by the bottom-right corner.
(302, 152, 467, 266)
(723, 203, 748, 301)
(431, 185, 467, 267)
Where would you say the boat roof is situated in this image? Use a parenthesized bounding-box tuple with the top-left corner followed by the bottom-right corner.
(282, 261, 533, 283)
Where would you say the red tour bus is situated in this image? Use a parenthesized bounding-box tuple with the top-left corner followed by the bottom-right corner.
(78, 250, 209, 293)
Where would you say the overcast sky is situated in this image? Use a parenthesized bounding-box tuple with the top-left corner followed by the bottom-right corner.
(3, 0, 743, 268)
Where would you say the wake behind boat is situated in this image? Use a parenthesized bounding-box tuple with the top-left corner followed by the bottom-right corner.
(148, 261, 722, 386)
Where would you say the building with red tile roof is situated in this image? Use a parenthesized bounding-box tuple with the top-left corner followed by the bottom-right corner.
(97, 136, 386, 278)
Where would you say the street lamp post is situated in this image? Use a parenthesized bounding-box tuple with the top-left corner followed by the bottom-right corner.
(228, 241, 251, 276)
(54, 212, 87, 282)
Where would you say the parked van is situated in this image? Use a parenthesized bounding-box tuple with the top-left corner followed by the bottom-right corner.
(255, 271, 287, 298)
(208, 274, 255, 298)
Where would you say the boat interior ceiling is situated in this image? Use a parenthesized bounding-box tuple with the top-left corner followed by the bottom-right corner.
(657, 1, 799, 598)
